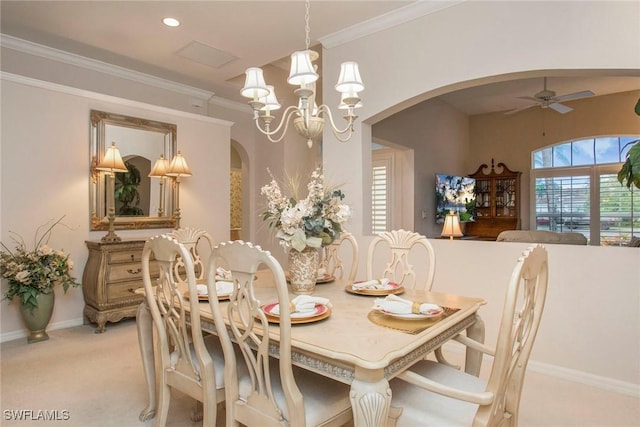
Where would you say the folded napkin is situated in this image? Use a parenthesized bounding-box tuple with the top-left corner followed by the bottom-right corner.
(352, 278, 392, 290)
(269, 295, 332, 316)
(195, 281, 234, 296)
(373, 294, 441, 315)
(215, 267, 232, 281)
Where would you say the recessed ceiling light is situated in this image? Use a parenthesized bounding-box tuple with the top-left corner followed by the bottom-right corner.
(162, 17, 180, 27)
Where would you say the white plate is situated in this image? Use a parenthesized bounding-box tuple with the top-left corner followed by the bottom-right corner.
(376, 307, 443, 320)
(261, 303, 331, 324)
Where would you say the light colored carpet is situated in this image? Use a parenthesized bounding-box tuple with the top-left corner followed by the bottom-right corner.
(1, 320, 638, 427)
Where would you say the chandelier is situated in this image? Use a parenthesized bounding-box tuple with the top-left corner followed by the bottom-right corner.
(240, 0, 364, 148)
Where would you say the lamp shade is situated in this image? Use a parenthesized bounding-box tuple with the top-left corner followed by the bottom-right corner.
(241, 67, 270, 99)
(339, 91, 362, 109)
(166, 151, 192, 177)
(335, 61, 364, 94)
(148, 154, 169, 177)
(96, 142, 128, 173)
(259, 85, 281, 112)
(287, 50, 319, 86)
(441, 211, 463, 240)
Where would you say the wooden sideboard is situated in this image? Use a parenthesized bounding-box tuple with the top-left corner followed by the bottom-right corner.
(82, 239, 158, 333)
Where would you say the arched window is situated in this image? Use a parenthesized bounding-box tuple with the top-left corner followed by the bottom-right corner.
(532, 136, 639, 246)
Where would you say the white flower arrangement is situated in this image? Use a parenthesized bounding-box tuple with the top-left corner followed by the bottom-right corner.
(1, 216, 80, 311)
(261, 167, 352, 252)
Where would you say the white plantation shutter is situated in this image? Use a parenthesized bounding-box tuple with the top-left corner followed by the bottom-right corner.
(372, 161, 390, 234)
(532, 135, 639, 246)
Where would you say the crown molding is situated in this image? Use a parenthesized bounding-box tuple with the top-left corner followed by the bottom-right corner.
(1, 71, 233, 127)
(319, 1, 466, 49)
(208, 95, 252, 113)
(0, 34, 215, 101)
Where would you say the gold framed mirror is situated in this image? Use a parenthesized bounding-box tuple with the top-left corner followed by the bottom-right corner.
(90, 110, 178, 231)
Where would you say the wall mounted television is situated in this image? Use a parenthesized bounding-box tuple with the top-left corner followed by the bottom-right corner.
(435, 173, 477, 223)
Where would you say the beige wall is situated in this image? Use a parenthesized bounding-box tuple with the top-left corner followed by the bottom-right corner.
(470, 90, 640, 230)
(0, 76, 231, 339)
(320, 0, 640, 394)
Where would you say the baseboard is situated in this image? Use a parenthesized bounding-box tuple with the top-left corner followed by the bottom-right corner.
(440, 343, 640, 398)
(0, 317, 85, 343)
(527, 360, 640, 398)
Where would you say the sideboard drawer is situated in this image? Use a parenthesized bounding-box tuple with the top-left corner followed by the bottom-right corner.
(108, 262, 144, 282)
(107, 280, 144, 301)
(109, 250, 141, 264)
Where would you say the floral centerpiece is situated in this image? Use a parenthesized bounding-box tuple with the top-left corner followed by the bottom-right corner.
(261, 167, 352, 252)
(1, 216, 80, 312)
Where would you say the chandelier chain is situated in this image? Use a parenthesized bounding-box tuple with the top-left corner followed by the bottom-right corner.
(304, 0, 311, 51)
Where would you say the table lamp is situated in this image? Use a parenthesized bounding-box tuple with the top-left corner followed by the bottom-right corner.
(96, 142, 128, 242)
(441, 211, 464, 240)
(148, 154, 169, 217)
(166, 151, 192, 228)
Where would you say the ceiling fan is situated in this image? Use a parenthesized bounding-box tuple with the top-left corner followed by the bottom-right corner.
(505, 77, 595, 115)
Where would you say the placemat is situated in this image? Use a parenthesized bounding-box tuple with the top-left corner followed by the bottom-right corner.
(367, 306, 459, 335)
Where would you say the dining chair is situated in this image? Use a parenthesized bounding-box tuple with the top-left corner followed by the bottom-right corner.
(205, 240, 353, 427)
(167, 227, 216, 283)
(320, 231, 359, 281)
(388, 244, 549, 427)
(367, 229, 456, 366)
(141, 234, 226, 427)
(366, 229, 436, 290)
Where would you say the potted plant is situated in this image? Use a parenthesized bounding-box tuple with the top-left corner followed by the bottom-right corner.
(617, 98, 640, 190)
(260, 167, 352, 294)
(115, 161, 144, 216)
(0, 216, 80, 343)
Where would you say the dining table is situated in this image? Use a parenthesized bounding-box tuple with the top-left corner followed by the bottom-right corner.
(137, 273, 486, 426)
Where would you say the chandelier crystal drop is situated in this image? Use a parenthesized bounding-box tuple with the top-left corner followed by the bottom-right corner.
(240, 0, 364, 148)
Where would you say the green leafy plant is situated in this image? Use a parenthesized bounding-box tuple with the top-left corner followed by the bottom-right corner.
(617, 98, 640, 190)
(115, 161, 144, 215)
(260, 167, 352, 252)
(1, 216, 80, 312)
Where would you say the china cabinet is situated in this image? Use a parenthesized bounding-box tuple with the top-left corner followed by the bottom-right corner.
(466, 159, 521, 239)
(82, 239, 158, 332)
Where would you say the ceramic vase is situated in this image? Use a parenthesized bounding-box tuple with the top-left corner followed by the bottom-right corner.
(288, 246, 319, 295)
(19, 292, 55, 343)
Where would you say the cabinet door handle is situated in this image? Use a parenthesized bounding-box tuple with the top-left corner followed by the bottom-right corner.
(131, 254, 135, 262)
(127, 268, 142, 275)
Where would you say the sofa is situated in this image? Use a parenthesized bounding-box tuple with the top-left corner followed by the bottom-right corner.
(496, 230, 588, 245)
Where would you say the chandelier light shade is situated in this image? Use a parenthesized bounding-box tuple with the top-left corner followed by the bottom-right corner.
(260, 85, 282, 113)
(287, 50, 319, 85)
(335, 62, 364, 93)
(240, 0, 364, 148)
(441, 211, 464, 240)
(240, 67, 270, 100)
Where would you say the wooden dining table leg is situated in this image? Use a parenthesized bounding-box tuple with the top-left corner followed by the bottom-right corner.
(349, 369, 392, 427)
(136, 301, 157, 422)
(464, 314, 485, 376)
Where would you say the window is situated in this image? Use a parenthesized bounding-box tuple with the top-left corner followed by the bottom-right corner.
(371, 160, 390, 234)
(532, 136, 639, 245)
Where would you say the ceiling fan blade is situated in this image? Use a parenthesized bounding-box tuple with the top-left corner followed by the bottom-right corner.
(549, 102, 573, 114)
(504, 104, 536, 115)
(554, 90, 595, 102)
(517, 96, 541, 102)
